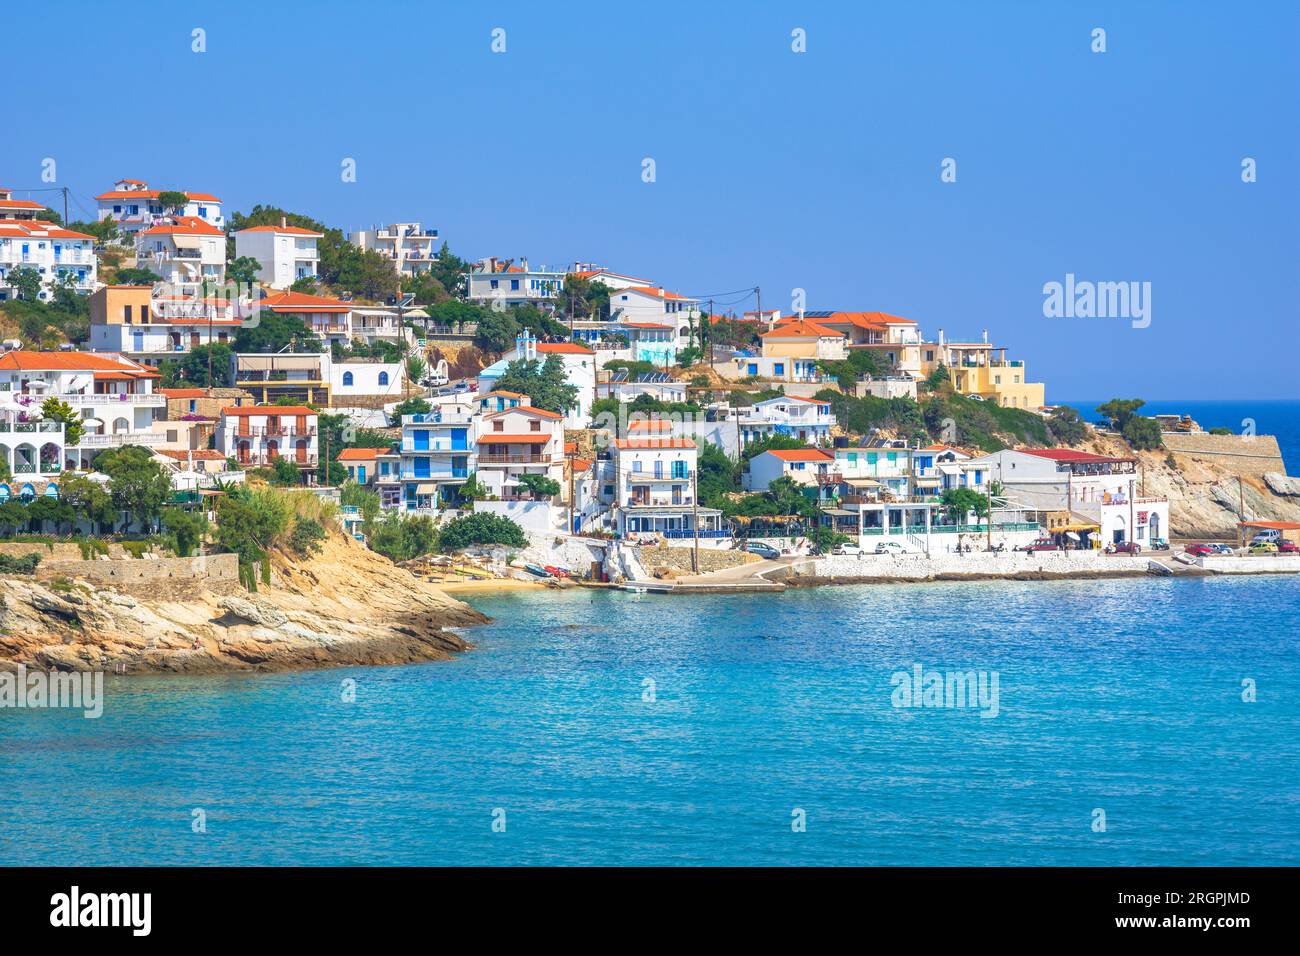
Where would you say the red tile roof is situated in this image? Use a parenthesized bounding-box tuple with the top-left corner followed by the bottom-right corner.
(158, 449, 228, 461)
(139, 216, 223, 236)
(535, 342, 594, 355)
(160, 388, 208, 399)
(760, 319, 839, 338)
(618, 286, 692, 301)
(613, 437, 696, 449)
(765, 448, 835, 462)
(258, 291, 350, 313)
(0, 219, 96, 241)
(628, 419, 674, 431)
(337, 447, 388, 460)
(96, 188, 222, 202)
(221, 405, 316, 417)
(235, 224, 323, 237)
(0, 352, 157, 374)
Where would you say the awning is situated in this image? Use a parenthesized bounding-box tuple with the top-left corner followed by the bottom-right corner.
(938, 463, 962, 476)
(415, 483, 436, 495)
(914, 476, 941, 487)
(845, 478, 880, 488)
(171, 234, 203, 250)
(1058, 523, 1100, 533)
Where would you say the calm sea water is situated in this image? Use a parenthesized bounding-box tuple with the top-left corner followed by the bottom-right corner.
(3, 576, 1298, 866)
(1062, 399, 1300, 474)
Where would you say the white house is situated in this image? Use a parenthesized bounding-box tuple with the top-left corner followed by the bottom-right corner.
(0, 350, 166, 474)
(351, 222, 441, 278)
(89, 285, 250, 361)
(387, 403, 476, 510)
(0, 186, 47, 220)
(330, 360, 404, 398)
(96, 179, 224, 237)
(478, 332, 596, 428)
(607, 286, 701, 343)
(0, 220, 98, 301)
(607, 435, 723, 539)
(473, 402, 565, 503)
(745, 447, 835, 492)
(135, 216, 226, 297)
(970, 448, 1169, 547)
(216, 405, 318, 472)
(466, 257, 565, 309)
(233, 222, 322, 289)
(255, 291, 352, 347)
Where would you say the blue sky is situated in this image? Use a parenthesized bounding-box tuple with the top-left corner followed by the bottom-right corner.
(5, 1, 1297, 399)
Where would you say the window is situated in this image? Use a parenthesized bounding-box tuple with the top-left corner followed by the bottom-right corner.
(671, 460, 687, 479)
(529, 420, 540, 431)
(378, 371, 389, 386)
(773, 363, 785, 376)
(510, 279, 520, 291)
(490, 279, 499, 289)
(189, 400, 197, 413)
(142, 304, 150, 322)
(124, 305, 133, 323)
(493, 420, 503, 431)
(342, 371, 354, 386)
(632, 461, 643, 473)
(166, 430, 178, 442)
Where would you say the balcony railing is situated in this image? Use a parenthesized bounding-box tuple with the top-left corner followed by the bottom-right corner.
(234, 425, 317, 438)
(477, 453, 555, 464)
(235, 455, 319, 467)
(626, 472, 691, 484)
(78, 432, 167, 448)
(80, 392, 167, 405)
(0, 421, 64, 434)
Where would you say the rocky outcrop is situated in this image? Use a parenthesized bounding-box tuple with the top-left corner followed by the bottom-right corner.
(0, 532, 486, 675)
(1264, 472, 1300, 496)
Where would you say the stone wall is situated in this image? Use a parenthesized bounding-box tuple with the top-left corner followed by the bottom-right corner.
(35, 552, 239, 587)
(1162, 433, 1286, 477)
(639, 543, 758, 576)
(802, 550, 1151, 581)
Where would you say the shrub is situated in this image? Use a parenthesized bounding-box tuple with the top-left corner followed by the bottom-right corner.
(162, 507, 207, 557)
(438, 513, 527, 552)
(0, 553, 42, 574)
(120, 540, 152, 559)
(288, 516, 327, 556)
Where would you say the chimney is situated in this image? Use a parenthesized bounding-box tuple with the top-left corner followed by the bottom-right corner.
(938, 328, 945, 349)
(657, 288, 665, 298)
(280, 216, 287, 229)
(982, 328, 988, 343)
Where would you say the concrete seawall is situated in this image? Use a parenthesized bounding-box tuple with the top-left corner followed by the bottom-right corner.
(791, 551, 1154, 583)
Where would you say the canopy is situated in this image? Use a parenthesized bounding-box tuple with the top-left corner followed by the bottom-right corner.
(913, 476, 941, 488)
(171, 234, 204, 250)
(845, 477, 880, 488)
(938, 463, 962, 476)
(414, 483, 436, 495)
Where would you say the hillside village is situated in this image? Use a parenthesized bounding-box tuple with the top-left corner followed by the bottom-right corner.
(2, 175, 1299, 609)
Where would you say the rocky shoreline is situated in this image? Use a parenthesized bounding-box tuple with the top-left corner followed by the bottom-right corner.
(0, 534, 487, 675)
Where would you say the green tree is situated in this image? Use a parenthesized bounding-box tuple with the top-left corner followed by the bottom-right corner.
(473, 309, 520, 354)
(438, 512, 527, 551)
(405, 354, 428, 385)
(1122, 415, 1164, 451)
(269, 456, 303, 486)
(368, 512, 438, 562)
(6, 267, 42, 301)
(430, 242, 469, 298)
(493, 355, 578, 415)
(227, 255, 262, 285)
(1096, 398, 1146, 431)
(113, 267, 162, 286)
(1048, 405, 1088, 445)
(233, 312, 321, 353)
(214, 485, 291, 585)
(940, 487, 988, 523)
(57, 471, 115, 534)
(95, 445, 173, 532)
(162, 507, 208, 557)
(163, 342, 233, 388)
(156, 190, 190, 211)
(40, 395, 85, 446)
(517, 473, 561, 499)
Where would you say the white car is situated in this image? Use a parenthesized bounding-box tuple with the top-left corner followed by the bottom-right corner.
(832, 543, 865, 556)
(874, 541, 906, 555)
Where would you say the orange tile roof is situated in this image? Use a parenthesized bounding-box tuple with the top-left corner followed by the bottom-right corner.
(158, 449, 228, 461)
(563, 441, 577, 454)
(785, 311, 916, 329)
(139, 216, 223, 236)
(160, 388, 207, 398)
(622, 321, 673, 330)
(535, 342, 594, 355)
(613, 438, 696, 450)
(0, 351, 157, 373)
(0, 198, 44, 210)
(221, 405, 316, 417)
(235, 224, 323, 237)
(0, 219, 96, 241)
(765, 448, 835, 462)
(337, 447, 389, 461)
(478, 434, 552, 443)
(628, 419, 674, 431)
(572, 457, 593, 472)
(258, 291, 350, 313)
(96, 188, 222, 202)
(483, 389, 527, 399)
(619, 286, 692, 301)
(760, 319, 839, 338)
(570, 269, 654, 283)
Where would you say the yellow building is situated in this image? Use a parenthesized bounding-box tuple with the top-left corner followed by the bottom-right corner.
(918, 335, 1045, 409)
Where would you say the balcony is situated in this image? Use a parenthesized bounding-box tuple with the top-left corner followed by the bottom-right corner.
(234, 425, 318, 438)
(79, 392, 167, 407)
(626, 471, 691, 484)
(235, 454, 319, 467)
(78, 432, 167, 448)
(477, 453, 555, 464)
(0, 421, 64, 435)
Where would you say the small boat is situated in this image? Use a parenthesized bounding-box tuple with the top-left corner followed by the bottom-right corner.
(618, 584, 649, 593)
(524, 564, 553, 577)
(544, 565, 572, 578)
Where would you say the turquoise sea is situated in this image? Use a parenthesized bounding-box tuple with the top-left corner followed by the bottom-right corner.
(2, 576, 1298, 866)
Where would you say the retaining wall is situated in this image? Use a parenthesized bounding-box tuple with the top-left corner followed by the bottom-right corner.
(801, 551, 1151, 581)
(36, 552, 240, 587)
(1162, 433, 1286, 477)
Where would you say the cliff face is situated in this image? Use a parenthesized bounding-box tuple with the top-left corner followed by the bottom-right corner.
(1081, 433, 1300, 538)
(0, 533, 488, 675)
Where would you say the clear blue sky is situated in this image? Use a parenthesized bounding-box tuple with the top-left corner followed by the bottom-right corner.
(6, 1, 1296, 399)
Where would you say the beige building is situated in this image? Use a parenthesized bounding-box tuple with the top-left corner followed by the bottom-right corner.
(919, 331, 1045, 409)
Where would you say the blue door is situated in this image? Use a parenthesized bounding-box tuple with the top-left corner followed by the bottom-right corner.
(413, 429, 429, 451)
(133, 331, 144, 351)
(451, 456, 467, 479)
(451, 428, 468, 451)
(414, 457, 431, 478)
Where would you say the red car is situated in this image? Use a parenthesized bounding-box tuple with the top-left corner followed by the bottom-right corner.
(1018, 539, 1059, 552)
(1184, 543, 1216, 557)
(1106, 541, 1142, 555)
(1278, 540, 1298, 554)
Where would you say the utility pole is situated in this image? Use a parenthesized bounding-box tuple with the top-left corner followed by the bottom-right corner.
(62, 187, 69, 228)
(323, 425, 329, 489)
(708, 297, 715, 367)
(691, 467, 700, 573)
(1238, 476, 1245, 548)
(568, 445, 576, 536)
(986, 481, 992, 551)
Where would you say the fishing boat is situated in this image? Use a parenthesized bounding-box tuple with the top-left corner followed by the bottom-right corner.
(524, 564, 553, 577)
(544, 565, 572, 578)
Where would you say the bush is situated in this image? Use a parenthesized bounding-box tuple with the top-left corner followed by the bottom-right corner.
(0, 553, 42, 574)
(288, 516, 327, 556)
(120, 540, 153, 559)
(368, 513, 439, 563)
(1122, 415, 1164, 451)
(162, 507, 207, 557)
(438, 513, 527, 552)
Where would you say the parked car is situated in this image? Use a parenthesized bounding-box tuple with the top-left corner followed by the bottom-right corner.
(832, 543, 865, 556)
(1249, 542, 1279, 554)
(1105, 541, 1142, 555)
(1250, 529, 1282, 545)
(1277, 539, 1298, 554)
(1184, 543, 1216, 557)
(1017, 539, 1059, 552)
(874, 541, 906, 555)
(744, 542, 782, 560)
(1209, 543, 1236, 555)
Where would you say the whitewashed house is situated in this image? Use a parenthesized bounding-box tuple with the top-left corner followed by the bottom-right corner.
(607, 436, 722, 539)
(473, 402, 565, 502)
(233, 222, 322, 289)
(96, 179, 224, 237)
(744, 447, 835, 492)
(351, 223, 441, 278)
(135, 217, 226, 297)
(216, 405, 318, 471)
(466, 257, 565, 309)
(0, 220, 98, 301)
